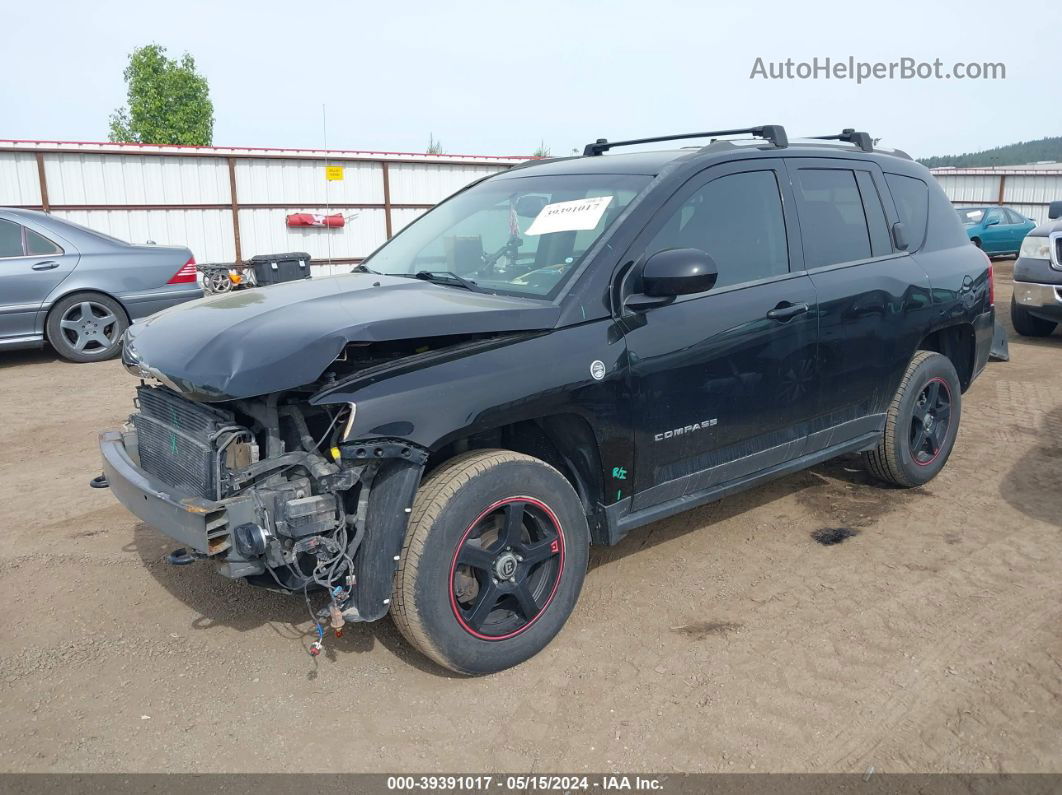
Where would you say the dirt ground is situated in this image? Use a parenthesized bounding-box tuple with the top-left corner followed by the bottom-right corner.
(1, 259, 1059, 774)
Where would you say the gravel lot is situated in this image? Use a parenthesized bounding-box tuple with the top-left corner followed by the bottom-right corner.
(1, 259, 1059, 773)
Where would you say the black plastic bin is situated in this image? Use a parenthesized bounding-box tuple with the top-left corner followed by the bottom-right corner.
(248, 252, 312, 286)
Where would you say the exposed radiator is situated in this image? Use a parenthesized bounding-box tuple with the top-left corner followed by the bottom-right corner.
(132, 386, 239, 499)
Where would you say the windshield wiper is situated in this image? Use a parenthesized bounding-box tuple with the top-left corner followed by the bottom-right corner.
(412, 270, 487, 293)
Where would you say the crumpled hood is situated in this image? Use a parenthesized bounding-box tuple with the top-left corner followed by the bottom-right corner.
(123, 272, 560, 400)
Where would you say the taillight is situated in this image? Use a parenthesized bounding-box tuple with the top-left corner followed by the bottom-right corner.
(167, 256, 197, 285)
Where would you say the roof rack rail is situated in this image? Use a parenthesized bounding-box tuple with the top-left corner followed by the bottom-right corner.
(810, 128, 874, 153)
(582, 125, 788, 156)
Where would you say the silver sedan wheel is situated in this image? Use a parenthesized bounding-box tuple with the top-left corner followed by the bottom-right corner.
(58, 300, 122, 353)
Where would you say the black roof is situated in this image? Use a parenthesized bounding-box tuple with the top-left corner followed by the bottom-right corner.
(496, 126, 912, 179)
(499, 140, 915, 180)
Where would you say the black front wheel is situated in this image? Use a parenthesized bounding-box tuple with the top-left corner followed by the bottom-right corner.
(392, 450, 589, 675)
(1011, 296, 1058, 338)
(863, 351, 962, 488)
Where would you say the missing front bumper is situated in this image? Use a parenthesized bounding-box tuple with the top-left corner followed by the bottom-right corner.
(99, 428, 258, 568)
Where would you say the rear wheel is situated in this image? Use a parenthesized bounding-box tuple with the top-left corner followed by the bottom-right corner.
(863, 351, 961, 488)
(1011, 296, 1057, 337)
(45, 293, 128, 363)
(392, 450, 589, 675)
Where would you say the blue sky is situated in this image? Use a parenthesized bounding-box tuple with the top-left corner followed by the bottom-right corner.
(4, 0, 1059, 159)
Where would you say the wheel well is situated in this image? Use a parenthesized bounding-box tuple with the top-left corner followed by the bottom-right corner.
(43, 289, 130, 333)
(971, 237, 982, 248)
(427, 414, 609, 543)
(918, 324, 976, 391)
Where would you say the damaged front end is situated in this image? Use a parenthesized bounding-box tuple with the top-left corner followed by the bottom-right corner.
(99, 270, 558, 623)
(100, 377, 425, 623)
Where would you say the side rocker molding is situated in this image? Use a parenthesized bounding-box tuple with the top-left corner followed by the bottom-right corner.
(603, 430, 883, 546)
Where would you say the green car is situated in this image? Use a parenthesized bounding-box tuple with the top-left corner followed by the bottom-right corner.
(957, 205, 1037, 255)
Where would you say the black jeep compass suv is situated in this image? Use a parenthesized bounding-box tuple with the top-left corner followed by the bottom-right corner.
(99, 125, 994, 674)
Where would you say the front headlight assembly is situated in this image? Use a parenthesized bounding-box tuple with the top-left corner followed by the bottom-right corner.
(1019, 235, 1052, 261)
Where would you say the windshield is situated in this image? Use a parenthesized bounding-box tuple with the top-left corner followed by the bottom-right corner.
(364, 173, 650, 299)
(956, 208, 984, 225)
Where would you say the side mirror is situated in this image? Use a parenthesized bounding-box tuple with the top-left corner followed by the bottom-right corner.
(891, 221, 909, 251)
(1049, 200, 1062, 220)
(985, 217, 1000, 227)
(627, 248, 718, 310)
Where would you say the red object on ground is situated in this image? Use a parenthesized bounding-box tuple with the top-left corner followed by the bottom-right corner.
(286, 213, 345, 228)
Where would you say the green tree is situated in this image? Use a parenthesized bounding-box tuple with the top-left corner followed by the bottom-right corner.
(426, 133, 444, 155)
(532, 140, 551, 158)
(109, 44, 214, 146)
(919, 136, 1062, 168)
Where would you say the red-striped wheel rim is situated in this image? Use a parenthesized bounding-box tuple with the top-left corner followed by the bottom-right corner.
(448, 496, 565, 641)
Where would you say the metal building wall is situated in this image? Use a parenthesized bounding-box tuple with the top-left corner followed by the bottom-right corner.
(932, 167, 1062, 225)
(0, 141, 521, 273)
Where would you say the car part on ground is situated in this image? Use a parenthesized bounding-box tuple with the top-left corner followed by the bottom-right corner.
(98, 125, 996, 673)
(0, 208, 201, 361)
(989, 319, 1010, 361)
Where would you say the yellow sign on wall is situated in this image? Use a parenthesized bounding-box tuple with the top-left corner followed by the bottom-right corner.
(325, 166, 344, 181)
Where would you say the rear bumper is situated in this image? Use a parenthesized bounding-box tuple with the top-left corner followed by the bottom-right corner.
(99, 428, 254, 561)
(1013, 281, 1062, 322)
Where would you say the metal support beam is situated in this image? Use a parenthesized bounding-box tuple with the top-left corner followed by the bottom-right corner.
(227, 157, 242, 262)
(35, 153, 49, 212)
(997, 173, 1007, 205)
(381, 161, 394, 239)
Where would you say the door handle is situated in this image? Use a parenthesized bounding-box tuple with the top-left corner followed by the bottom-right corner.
(766, 301, 809, 321)
(32, 260, 60, 271)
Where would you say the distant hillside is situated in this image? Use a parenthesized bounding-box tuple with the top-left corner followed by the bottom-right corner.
(919, 137, 1062, 168)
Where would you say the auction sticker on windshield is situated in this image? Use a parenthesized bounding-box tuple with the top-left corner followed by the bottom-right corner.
(525, 195, 613, 235)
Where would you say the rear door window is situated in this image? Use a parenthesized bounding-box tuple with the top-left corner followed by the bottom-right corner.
(793, 169, 872, 267)
(886, 174, 929, 251)
(0, 219, 24, 258)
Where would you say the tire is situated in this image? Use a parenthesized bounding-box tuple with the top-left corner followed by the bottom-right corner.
(1010, 296, 1057, 338)
(392, 450, 589, 675)
(45, 292, 128, 363)
(862, 351, 962, 488)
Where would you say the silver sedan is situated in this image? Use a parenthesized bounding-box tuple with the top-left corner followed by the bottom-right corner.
(0, 208, 202, 362)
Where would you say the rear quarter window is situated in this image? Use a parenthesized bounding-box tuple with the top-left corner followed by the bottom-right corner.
(25, 228, 62, 256)
(885, 173, 929, 251)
